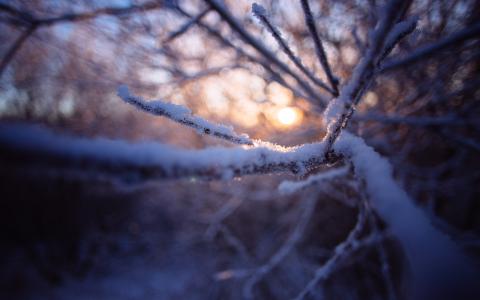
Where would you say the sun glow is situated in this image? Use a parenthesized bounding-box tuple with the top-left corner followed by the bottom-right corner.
(277, 107, 302, 126)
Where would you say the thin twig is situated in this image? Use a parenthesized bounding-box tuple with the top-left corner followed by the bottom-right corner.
(0, 25, 37, 76)
(294, 201, 372, 300)
(163, 8, 211, 43)
(174, 6, 321, 104)
(252, 3, 335, 95)
(322, 0, 413, 158)
(381, 21, 480, 72)
(278, 166, 349, 195)
(243, 192, 319, 299)
(204, 0, 328, 106)
(205, 197, 244, 239)
(117, 86, 254, 145)
(0, 1, 164, 76)
(300, 0, 339, 95)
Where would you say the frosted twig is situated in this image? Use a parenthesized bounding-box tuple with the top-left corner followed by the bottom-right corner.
(379, 16, 418, 65)
(0, 123, 337, 182)
(252, 3, 335, 95)
(278, 166, 349, 195)
(217, 227, 387, 291)
(205, 197, 243, 239)
(204, 0, 327, 106)
(243, 192, 319, 299)
(218, 224, 254, 263)
(294, 201, 370, 300)
(300, 0, 339, 95)
(322, 0, 412, 158)
(295, 234, 386, 300)
(117, 85, 253, 145)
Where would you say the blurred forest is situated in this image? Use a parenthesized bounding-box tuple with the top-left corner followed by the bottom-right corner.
(0, 0, 479, 299)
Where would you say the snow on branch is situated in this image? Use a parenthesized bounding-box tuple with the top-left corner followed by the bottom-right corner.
(251, 3, 335, 95)
(0, 123, 334, 182)
(278, 166, 349, 195)
(322, 0, 414, 157)
(334, 132, 478, 297)
(117, 85, 253, 145)
(379, 16, 418, 65)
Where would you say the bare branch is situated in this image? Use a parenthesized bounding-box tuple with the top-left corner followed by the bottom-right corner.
(174, 6, 321, 104)
(205, 196, 244, 240)
(379, 16, 418, 66)
(252, 3, 335, 95)
(381, 22, 480, 72)
(0, 1, 164, 76)
(294, 201, 370, 300)
(300, 0, 339, 95)
(0, 25, 37, 76)
(204, 0, 328, 106)
(163, 8, 211, 43)
(243, 192, 319, 299)
(354, 113, 470, 127)
(0, 3, 35, 25)
(34, 1, 164, 26)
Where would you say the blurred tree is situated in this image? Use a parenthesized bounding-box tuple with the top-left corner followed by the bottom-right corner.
(0, 0, 479, 299)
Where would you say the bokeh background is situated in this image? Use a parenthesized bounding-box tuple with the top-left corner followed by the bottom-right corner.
(1, 0, 479, 299)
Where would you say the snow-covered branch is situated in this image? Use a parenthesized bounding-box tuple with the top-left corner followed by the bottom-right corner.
(117, 85, 253, 145)
(379, 16, 418, 65)
(0, 123, 334, 182)
(334, 132, 478, 297)
(278, 166, 349, 195)
(322, 0, 414, 157)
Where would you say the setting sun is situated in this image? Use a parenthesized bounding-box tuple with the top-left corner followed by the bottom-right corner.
(277, 107, 302, 126)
